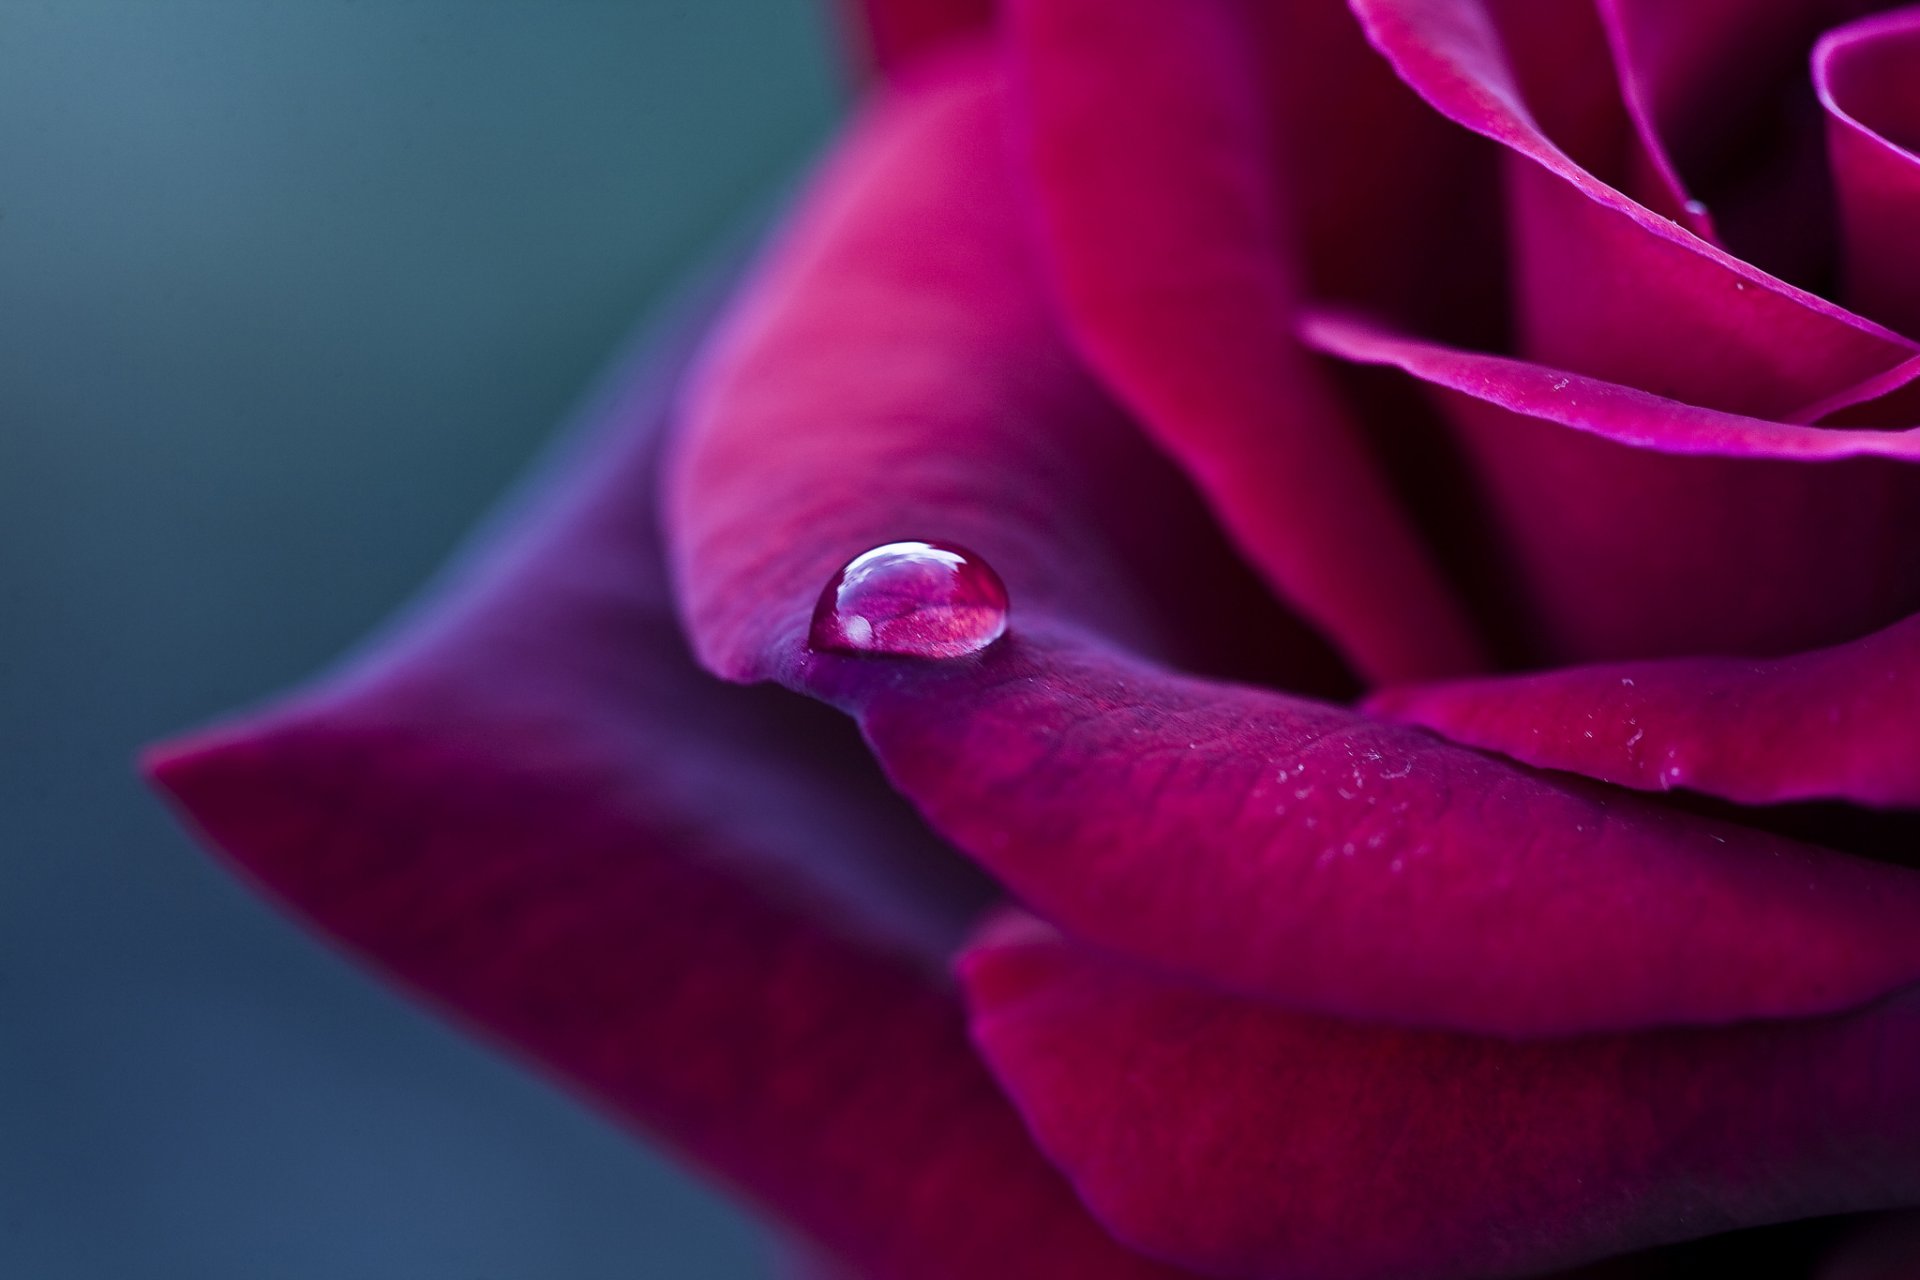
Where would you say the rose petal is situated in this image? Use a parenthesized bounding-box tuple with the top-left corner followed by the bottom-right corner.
(1596, 0, 1875, 282)
(1817, 7, 1920, 336)
(962, 913, 1920, 1280)
(668, 42, 1338, 695)
(1345, 0, 1920, 663)
(1349, 0, 1914, 415)
(145, 276, 1187, 1279)
(837, 0, 993, 79)
(668, 44, 1920, 1038)
(1585, 0, 1714, 237)
(1302, 309, 1920, 460)
(803, 630, 1920, 1036)
(997, 0, 1485, 682)
(1485, 0, 1710, 235)
(1303, 309, 1920, 661)
(1368, 609, 1920, 810)
(1246, 0, 1502, 336)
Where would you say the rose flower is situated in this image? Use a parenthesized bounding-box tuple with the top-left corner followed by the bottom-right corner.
(149, 1, 1920, 1276)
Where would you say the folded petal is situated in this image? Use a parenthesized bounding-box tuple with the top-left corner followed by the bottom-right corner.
(963, 914, 1920, 1280)
(146, 277, 1186, 1279)
(1369, 610, 1920, 810)
(1349, 0, 1914, 414)
(668, 41, 1335, 694)
(837, 0, 993, 79)
(1596, 0, 1876, 284)
(820, 630, 1920, 1036)
(1489, 0, 1710, 234)
(1304, 309, 1920, 662)
(998, 0, 1484, 681)
(1817, 7, 1920, 335)
(668, 43, 1920, 1038)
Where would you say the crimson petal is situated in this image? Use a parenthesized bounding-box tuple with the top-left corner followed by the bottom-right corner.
(963, 913, 1920, 1280)
(669, 45, 1920, 1038)
(1348, 0, 1914, 412)
(837, 0, 993, 79)
(997, 0, 1484, 682)
(1369, 610, 1920, 810)
(1303, 309, 1920, 662)
(145, 275, 1189, 1278)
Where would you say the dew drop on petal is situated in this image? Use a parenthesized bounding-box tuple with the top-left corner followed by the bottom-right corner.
(808, 540, 1009, 659)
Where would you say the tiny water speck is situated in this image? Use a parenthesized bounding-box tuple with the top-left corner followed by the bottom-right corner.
(809, 540, 1009, 659)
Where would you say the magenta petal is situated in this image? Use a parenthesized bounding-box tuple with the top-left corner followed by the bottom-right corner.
(817, 630, 1920, 1036)
(666, 47, 1920, 1039)
(1817, 8, 1920, 336)
(1585, 0, 1714, 236)
(668, 45, 1333, 695)
(1349, 0, 1914, 414)
(1304, 310, 1920, 661)
(836, 0, 993, 78)
(144, 288, 1189, 1278)
(1369, 610, 1920, 809)
(998, 0, 1484, 682)
(962, 914, 1920, 1280)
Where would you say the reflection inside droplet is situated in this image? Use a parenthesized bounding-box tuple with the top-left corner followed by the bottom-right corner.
(808, 540, 1009, 659)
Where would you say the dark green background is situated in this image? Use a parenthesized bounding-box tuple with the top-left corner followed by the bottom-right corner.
(1, 3, 843, 1274)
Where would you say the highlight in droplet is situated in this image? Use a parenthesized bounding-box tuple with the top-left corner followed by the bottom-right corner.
(808, 540, 1009, 659)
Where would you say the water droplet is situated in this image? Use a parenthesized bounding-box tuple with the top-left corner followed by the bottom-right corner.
(809, 540, 1008, 659)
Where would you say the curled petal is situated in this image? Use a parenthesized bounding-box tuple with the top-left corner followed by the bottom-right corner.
(1369, 609, 1920, 810)
(668, 43, 1334, 694)
(811, 632, 1920, 1036)
(1304, 309, 1920, 661)
(1000, 0, 1484, 681)
(1349, 0, 1913, 414)
(670, 46, 1920, 1038)
(146, 276, 1184, 1279)
(1817, 7, 1920, 335)
(963, 913, 1920, 1280)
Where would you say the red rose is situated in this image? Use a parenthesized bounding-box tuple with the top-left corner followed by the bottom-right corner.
(151, 2, 1920, 1276)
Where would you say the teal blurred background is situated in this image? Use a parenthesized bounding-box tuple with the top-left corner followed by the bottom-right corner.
(1, 3, 843, 1274)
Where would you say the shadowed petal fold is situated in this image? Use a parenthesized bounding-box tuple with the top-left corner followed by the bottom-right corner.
(1817, 7, 1920, 335)
(1304, 309, 1920, 662)
(963, 913, 1920, 1280)
(1347, 0, 1914, 412)
(999, 0, 1484, 682)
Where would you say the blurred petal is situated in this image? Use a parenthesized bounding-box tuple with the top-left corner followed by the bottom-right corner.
(1371, 610, 1920, 809)
(836, 0, 993, 79)
(963, 914, 1920, 1280)
(1817, 7, 1920, 335)
(999, 0, 1484, 681)
(146, 274, 1186, 1279)
(1304, 309, 1920, 661)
